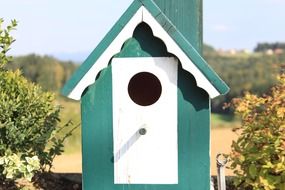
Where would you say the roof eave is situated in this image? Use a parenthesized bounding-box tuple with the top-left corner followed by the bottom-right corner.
(61, 0, 230, 100)
(61, 0, 142, 97)
(142, 0, 230, 96)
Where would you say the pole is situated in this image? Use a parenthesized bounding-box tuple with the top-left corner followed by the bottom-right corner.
(153, 0, 203, 53)
(216, 154, 228, 190)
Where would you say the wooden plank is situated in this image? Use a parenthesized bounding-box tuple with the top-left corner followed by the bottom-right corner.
(81, 66, 114, 190)
(153, 0, 203, 53)
(81, 64, 211, 189)
(177, 65, 211, 190)
(112, 57, 178, 184)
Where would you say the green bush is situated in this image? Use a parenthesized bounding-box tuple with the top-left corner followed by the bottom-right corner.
(229, 74, 285, 190)
(0, 70, 67, 177)
(0, 19, 75, 183)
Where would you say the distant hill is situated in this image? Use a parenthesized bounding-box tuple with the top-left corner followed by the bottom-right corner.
(6, 45, 285, 113)
(254, 42, 285, 53)
(204, 44, 285, 113)
(6, 54, 78, 92)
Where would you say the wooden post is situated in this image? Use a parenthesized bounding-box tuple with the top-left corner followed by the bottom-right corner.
(153, 0, 203, 53)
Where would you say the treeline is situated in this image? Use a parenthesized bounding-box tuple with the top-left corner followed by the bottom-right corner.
(204, 44, 285, 113)
(6, 54, 78, 92)
(254, 42, 285, 52)
(6, 46, 285, 113)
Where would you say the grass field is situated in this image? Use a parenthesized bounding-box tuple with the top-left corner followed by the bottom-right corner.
(52, 98, 240, 175)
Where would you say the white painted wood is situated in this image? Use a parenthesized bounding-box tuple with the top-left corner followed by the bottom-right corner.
(67, 6, 221, 100)
(112, 57, 178, 184)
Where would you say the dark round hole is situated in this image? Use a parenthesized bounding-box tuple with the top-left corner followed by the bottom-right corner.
(128, 72, 162, 106)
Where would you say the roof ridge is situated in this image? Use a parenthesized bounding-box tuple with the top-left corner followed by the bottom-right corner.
(61, 0, 229, 100)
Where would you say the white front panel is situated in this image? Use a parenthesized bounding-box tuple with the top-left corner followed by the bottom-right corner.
(112, 57, 178, 184)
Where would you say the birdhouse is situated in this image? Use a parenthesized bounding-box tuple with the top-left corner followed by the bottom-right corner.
(62, 0, 229, 189)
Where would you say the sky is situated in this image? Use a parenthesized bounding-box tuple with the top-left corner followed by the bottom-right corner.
(1, 0, 285, 61)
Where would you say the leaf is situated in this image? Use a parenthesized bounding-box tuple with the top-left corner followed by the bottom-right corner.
(0, 157, 4, 165)
(277, 107, 285, 118)
(249, 164, 257, 179)
(267, 174, 281, 186)
(24, 172, 33, 181)
(281, 171, 285, 181)
(5, 171, 14, 179)
(26, 165, 33, 173)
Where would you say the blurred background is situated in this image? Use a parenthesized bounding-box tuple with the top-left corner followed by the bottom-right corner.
(1, 0, 284, 176)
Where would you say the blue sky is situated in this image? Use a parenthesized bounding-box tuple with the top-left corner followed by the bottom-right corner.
(1, 0, 285, 61)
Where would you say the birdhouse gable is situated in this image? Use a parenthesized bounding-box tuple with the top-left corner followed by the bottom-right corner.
(61, 0, 229, 100)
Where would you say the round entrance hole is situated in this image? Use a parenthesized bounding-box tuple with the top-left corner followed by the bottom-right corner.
(128, 72, 162, 106)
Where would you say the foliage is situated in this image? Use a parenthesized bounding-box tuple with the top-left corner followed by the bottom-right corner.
(0, 19, 76, 183)
(0, 18, 17, 69)
(203, 44, 216, 55)
(0, 153, 40, 181)
(7, 54, 78, 91)
(204, 49, 283, 113)
(254, 42, 285, 52)
(229, 74, 285, 190)
(5, 44, 285, 114)
(0, 69, 75, 182)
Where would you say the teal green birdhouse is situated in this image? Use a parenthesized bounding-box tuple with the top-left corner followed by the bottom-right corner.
(62, 0, 229, 189)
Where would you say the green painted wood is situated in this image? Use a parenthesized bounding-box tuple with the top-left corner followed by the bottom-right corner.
(115, 22, 169, 58)
(61, 0, 229, 98)
(177, 65, 210, 190)
(81, 66, 114, 190)
(114, 38, 151, 57)
(80, 20, 210, 189)
(117, 20, 229, 95)
(152, 0, 203, 53)
(142, 0, 229, 95)
(81, 65, 210, 190)
(169, 30, 230, 94)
